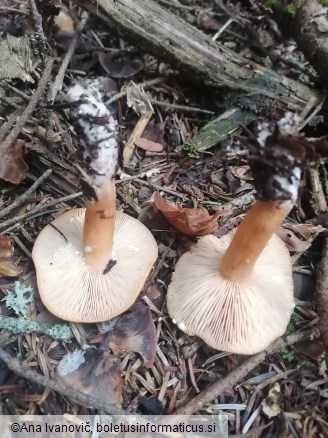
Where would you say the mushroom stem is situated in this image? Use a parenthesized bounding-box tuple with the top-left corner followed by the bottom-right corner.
(220, 200, 293, 282)
(83, 179, 116, 270)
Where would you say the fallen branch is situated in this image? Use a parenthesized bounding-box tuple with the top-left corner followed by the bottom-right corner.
(81, 0, 321, 109)
(173, 329, 319, 415)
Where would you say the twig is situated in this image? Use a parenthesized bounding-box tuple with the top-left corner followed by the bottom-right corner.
(0, 316, 72, 342)
(0, 169, 52, 220)
(173, 329, 319, 415)
(106, 77, 167, 105)
(316, 237, 328, 348)
(0, 191, 83, 230)
(0, 347, 126, 414)
(0, 58, 54, 155)
(149, 98, 214, 115)
(123, 110, 153, 167)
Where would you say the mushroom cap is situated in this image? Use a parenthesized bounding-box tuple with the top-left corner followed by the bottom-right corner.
(167, 231, 294, 354)
(32, 209, 158, 322)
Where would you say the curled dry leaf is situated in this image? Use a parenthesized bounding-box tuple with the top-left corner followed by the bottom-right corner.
(0, 235, 23, 277)
(134, 138, 163, 152)
(135, 119, 166, 152)
(154, 192, 222, 235)
(57, 347, 123, 407)
(0, 140, 28, 184)
(277, 223, 325, 252)
(0, 236, 13, 260)
(276, 227, 311, 252)
(294, 339, 326, 360)
(99, 53, 143, 78)
(105, 303, 157, 368)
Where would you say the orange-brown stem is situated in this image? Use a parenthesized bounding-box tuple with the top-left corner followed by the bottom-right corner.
(83, 180, 116, 270)
(220, 200, 291, 282)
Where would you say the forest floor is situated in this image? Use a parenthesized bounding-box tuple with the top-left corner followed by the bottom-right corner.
(0, 0, 327, 436)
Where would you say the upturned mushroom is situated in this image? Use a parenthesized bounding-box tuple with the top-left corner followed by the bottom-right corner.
(32, 79, 158, 322)
(167, 120, 301, 354)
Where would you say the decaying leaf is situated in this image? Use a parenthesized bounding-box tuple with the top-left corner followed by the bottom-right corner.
(0, 260, 23, 277)
(294, 339, 326, 360)
(262, 382, 281, 418)
(277, 227, 311, 252)
(277, 223, 325, 252)
(54, 10, 74, 33)
(57, 347, 122, 407)
(0, 236, 13, 260)
(0, 35, 34, 82)
(154, 192, 222, 235)
(98, 54, 143, 78)
(0, 236, 23, 277)
(105, 303, 157, 368)
(134, 137, 163, 152)
(135, 119, 165, 152)
(0, 140, 28, 184)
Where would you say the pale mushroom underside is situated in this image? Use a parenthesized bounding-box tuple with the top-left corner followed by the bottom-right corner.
(32, 209, 158, 322)
(167, 232, 294, 354)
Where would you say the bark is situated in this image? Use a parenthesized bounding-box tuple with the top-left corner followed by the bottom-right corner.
(291, 0, 328, 83)
(80, 0, 321, 109)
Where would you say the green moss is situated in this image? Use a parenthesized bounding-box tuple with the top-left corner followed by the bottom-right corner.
(264, 0, 327, 14)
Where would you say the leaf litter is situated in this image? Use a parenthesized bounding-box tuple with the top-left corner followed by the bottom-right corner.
(0, 0, 327, 434)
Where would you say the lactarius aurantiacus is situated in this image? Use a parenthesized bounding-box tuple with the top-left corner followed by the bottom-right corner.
(167, 118, 301, 354)
(32, 79, 158, 322)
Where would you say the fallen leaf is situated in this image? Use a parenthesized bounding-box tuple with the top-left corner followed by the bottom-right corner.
(197, 10, 222, 30)
(282, 223, 325, 240)
(134, 138, 163, 152)
(54, 10, 74, 33)
(0, 140, 28, 184)
(294, 339, 326, 360)
(276, 227, 311, 252)
(105, 303, 157, 368)
(0, 236, 23, 277)
(57, 347, 122, 407)
(98, 54, 143, 78)
(154, 192, 222, 235)
(262, 383, 281, 418)
(0, 236, 13, 260)
(0, 261, 23, 277)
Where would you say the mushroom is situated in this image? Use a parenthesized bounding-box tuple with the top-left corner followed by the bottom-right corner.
(32, 79, 158, 322)
(167, 123, 301, 354)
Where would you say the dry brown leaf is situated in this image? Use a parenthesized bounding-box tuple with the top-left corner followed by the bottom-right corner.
(282, 223, 325, 240)
(0, 235, 22, 277)
(0, 236, 13, 260)
(277, 227, 311, 252)
(294, 339, 326, 360)
(57, 348, 122, 407)
(0, 260, 23, 277)
(154, 192, 222, 235)
(98, 53, 143, 78)
(0, 140, 28, 184)
(134, 138, 163, 152)
(54, 11, 74, 33)
(106, 303, 156, 368)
